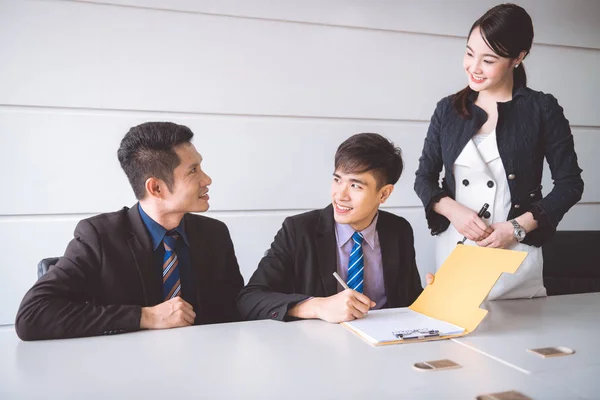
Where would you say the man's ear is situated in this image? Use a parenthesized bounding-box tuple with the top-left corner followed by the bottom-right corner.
(378, 184, 394, 204)
(144, 177, 164, 199)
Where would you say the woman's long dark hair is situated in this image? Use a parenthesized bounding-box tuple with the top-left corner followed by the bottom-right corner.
(453, 3, 534, 118)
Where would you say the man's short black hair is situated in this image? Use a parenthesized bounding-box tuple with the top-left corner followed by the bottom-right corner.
(117, 122, 194, 200)
(334, 133, 404, 189)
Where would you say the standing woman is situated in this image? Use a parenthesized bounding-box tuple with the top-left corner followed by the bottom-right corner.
(414, 3, 583, 300)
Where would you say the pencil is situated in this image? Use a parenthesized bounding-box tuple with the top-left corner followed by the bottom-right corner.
(333, 271, 350, 290)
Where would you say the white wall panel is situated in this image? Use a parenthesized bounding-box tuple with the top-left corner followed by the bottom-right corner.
(1, 110, 597, 215)
(526, 46, 599, 126)
(0, 109, 429, 214)
(1, 1, 598, 125)
(0, 0, 458, 121)
(0, 208, 424, 325)
(1, 202, 597, 325)
(556, 203, 600, 231)
(1, 0, 598, 327)
(75, 0, 600, 49)
(0, 216, 78, 326)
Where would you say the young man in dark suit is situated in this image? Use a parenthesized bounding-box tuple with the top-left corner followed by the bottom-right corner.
(16, 122, 244, 340)
(238, 133, 432, 322)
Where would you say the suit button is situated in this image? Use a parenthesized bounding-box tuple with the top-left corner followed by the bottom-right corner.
(530, 193, 535, 198)
(514, 204, 521, 209)
(508, 174, 516, 180)
(462, 179, 469, 186)
(487, 181, 494, 188)
(271, 312, 279, 319)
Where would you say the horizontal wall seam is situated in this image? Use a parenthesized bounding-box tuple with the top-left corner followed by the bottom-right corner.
(56, 0, 600, 51)
(1, 203, 598, 220)
(1, 104, 599, 130)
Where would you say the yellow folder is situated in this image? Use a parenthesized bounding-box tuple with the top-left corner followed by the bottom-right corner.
(342, 245, 527, 345)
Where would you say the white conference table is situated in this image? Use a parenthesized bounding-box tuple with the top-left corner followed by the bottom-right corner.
(453, 292, 600, 399)
(0, 294, 595, 399)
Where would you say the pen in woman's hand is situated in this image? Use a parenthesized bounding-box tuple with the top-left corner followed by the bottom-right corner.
(457, 203, 490, 245)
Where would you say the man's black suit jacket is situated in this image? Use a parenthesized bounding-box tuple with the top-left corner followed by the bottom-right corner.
(15, 204, 244, 340)
(237, 205, 423, 321)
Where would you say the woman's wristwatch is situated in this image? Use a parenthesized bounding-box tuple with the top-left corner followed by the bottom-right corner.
(510, 219, 526, 242)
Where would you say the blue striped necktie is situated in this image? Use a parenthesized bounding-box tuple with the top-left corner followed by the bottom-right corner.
(162, 232, 181, 301)
(347, 231, 364, 293)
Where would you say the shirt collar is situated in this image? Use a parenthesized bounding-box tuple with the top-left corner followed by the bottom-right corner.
(138, 204, 189, 250)
(334, 212, 378, 250)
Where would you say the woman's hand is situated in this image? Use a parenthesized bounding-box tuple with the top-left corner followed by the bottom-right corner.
(476, 221, 517, 248)
(438, 198, 492, 242)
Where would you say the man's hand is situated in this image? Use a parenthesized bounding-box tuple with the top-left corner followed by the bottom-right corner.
(140, 297, 196, 329)
(288, 289, 375, 323)
(315, 289, 376, 322)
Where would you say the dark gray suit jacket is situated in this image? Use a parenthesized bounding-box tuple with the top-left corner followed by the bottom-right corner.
(16, 204, 244, 340)
(237, 205, 423, 321)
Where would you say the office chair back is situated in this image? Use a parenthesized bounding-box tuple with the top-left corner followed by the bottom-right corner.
(543, 231, 600, 295)
(37, 257, 60, 279)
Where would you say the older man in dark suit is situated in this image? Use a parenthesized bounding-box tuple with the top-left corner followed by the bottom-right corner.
(238, 133, 433, 323)
(16, 122, 244, 340)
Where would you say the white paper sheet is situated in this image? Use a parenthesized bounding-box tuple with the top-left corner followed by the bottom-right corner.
(342, 307, 464, 345)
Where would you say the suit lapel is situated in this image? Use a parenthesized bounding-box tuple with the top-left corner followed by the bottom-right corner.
(127, 204, 162, 306)
(454, 139, 493, 178)
(453, 102, 495, 180)
(185, 214, 210, 313)
(449, 100, 488, 168)
(477, 130, 501, 164)
(377, 211, 401, 307)
(316, 205, 338, 296)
